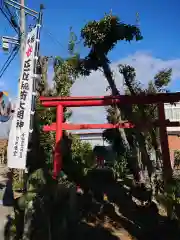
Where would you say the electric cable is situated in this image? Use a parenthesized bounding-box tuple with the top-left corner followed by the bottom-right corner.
(0, 51, 18, 79)
(0, 2, 22, 79)
(0, 49, 15, 75)
(2, 0, 19, 28)
(0, 47, 19, 77)
(39, 26, 67, 84)
(4, 2, 13, 16)
(0, 46, 19, 78)
(0, 7, 19, 33)
(42, 26, 65, 49)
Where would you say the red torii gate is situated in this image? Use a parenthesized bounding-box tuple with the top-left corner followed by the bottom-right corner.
(40, 92, 180, 180)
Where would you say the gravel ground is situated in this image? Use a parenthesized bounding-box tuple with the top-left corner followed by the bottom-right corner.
(0, 165, 9, 240)
(0, 206, 12, 240)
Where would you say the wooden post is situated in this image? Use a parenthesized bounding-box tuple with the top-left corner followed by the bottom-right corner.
(158, 103, 172, 182)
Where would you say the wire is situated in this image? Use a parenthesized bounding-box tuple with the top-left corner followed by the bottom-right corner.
(42, 26, 65, 49)
(4, 3, 13, 17)
(4, 2, 20, 31)
(0, 2, 20, 79)
(0, 47, 19, 77)
(0, 46, 19, 78)
(0, 50, 15, 74)
(0, 7, 19, 33)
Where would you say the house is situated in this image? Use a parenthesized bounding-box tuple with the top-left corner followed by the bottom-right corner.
(165, 103, 180, 167)
(0, 99, 179, 168)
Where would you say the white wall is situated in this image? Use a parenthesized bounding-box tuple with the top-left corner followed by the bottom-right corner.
(165, 103, 180, 132)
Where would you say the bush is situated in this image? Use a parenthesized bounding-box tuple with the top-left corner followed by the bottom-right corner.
(164, 178, 180, 220)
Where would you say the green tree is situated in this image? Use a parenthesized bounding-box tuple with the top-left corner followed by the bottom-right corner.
(73, 12, 143, 180)
(33, 44, 93, 172)
(174, 150, 180, 169)
(9, 37, 94, 239)
(104, 66, 173, 182)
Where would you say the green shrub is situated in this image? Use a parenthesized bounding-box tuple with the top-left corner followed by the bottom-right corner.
(163, 178, 180, 220)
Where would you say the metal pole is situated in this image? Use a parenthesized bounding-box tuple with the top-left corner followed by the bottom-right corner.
(20, 0, 25, 68)
(29, 7, 43, 135)
(19, 0, 25, 184)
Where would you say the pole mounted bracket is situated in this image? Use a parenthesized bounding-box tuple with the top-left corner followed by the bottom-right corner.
(4, 0, 38, 18)
(2, 0, 41, 51)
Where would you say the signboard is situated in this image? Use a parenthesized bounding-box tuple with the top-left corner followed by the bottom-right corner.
(7, 26, 37, 169)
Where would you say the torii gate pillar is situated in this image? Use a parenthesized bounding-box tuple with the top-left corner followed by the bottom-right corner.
(53, 104, 63, 179)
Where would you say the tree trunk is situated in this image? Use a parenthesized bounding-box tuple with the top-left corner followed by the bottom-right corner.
(101, 60, 130, 149)
(37, 56, 49, 96)
(101, 59, 141, 181)
(122, 74, 154, 179)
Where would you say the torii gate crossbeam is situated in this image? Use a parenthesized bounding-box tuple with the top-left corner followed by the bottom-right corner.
(40, 93, 180, 180)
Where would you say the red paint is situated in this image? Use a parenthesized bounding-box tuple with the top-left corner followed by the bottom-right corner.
(43, 120, 180, 132)
(40, 93, 180, 179)
(96, 156, 104, 167)
(53, 104, 63, 179)
(43, 122, 134, 132)
(40, 92, 180, 106)
(41, 99, 121, 107)
(26, 47, 32, 57)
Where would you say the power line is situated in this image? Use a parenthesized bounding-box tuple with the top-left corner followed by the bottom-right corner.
(0, 46, 19, 78)
(0, 6, 19, 33)
(0, 47, 19, 77)
(0, 2, 22, 79)
(0, 49, 15, 74)
(4, 2, 14, 17)
(42, 26, 64, 49)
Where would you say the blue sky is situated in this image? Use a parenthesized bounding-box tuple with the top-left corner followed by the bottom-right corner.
(0, 0, 180, 98)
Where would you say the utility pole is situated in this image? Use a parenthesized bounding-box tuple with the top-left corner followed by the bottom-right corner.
(1, 0, 39, 58)
(2, 1, 43, 183)
(19, 0, 26, 183)
(20, 0, 25, 68)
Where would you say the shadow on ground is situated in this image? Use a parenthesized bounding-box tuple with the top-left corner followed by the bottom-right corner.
(108, 181, 179, 240)
(78, 173, 180, 240)
(71, 222, 119, 240)
(3, 170, 180, 240)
